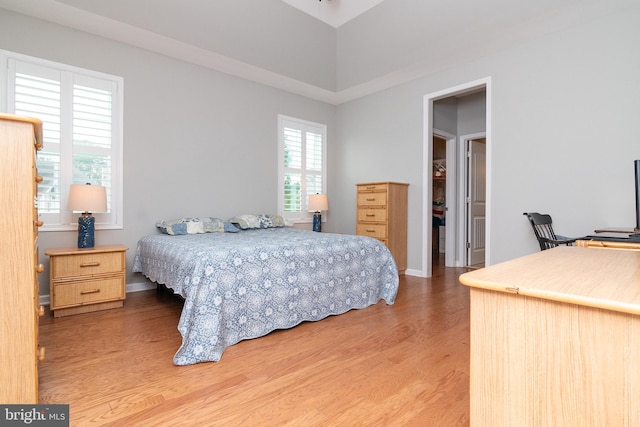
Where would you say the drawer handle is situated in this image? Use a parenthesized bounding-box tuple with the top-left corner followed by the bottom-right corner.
(365, 198, 376, 201)
(365, 186, 376, 189)
(38, 347, 45, 362)
(80, 289, 101, 295)
(366, 229, 376, 233)
(80, 262, 100, 267)
(365, 213, 376, 217)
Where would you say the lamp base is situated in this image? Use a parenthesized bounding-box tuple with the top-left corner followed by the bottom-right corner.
(77, 213, 95, 248)
(313, 212, 322, 232)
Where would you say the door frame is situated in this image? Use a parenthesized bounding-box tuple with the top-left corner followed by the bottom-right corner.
(421, 77, 492, 278)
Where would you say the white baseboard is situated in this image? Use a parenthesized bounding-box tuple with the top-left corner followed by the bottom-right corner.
(404, 268, 425, 277)
(126, 280, 157, 293)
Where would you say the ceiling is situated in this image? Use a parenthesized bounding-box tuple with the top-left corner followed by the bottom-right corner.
(0, 0, 635, 105)
(280, 0, 385, 27)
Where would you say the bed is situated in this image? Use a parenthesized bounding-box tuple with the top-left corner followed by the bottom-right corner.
(132, 224, 399, 365)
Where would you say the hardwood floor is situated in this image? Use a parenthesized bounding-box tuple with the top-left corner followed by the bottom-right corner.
(39, 255, 472, 426)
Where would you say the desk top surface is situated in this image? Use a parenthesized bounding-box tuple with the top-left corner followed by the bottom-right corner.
(459, 246, 640, 315)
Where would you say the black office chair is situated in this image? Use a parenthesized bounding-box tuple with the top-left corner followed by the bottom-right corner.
(523, 212, 578, 251)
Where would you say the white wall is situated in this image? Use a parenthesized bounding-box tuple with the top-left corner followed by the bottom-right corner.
(0, 9, 335, 293)
(3, 4, 639, 292)
(458, 92, 486, 136)
(58, 0, 338, 91)
(333, 5, 640, 270)
(433, 97, 458, 135)
(335, 0, 635, 92)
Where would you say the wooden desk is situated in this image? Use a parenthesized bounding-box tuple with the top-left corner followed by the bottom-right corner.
(593, 226, 637, 234)
(576, 227, 640, 250)
(459, 246, 640, 426)
(576, 239, 640, 250)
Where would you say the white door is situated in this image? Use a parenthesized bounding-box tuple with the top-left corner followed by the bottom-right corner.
(467, 139, 486, 266)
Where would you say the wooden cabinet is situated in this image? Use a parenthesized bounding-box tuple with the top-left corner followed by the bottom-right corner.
(46, 245, 128, 317)
(460, 247, 640, 426)
(356, 182, 409, 274)
(0, 114, 45, 403)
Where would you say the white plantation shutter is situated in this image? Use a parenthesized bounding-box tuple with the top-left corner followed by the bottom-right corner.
(305, 130, 323, 196)
(2, 50, 123, 230)
(72, 80, 114, 216)
(278, 115, 327, 222)
(283, 126, 303, 213)
(14, 69, 62, 216)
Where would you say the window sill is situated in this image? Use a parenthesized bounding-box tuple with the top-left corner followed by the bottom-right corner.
(41, 224, 123, 232)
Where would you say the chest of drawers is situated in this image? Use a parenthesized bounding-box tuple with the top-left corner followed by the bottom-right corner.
(46, 245, 128, 317)
(356, 182, 408, 274)
(0, 114, 45, 403)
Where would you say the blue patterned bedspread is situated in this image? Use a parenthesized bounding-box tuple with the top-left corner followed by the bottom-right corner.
(132, 228, 399, 365)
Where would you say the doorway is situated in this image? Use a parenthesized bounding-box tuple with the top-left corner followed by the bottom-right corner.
(422, 77, 491, 278)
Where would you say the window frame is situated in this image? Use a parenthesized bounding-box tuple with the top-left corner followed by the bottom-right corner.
(0, 49, 124, 232)
(277, 114, 327, 224)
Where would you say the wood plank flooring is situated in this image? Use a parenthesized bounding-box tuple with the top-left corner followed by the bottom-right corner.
(38, 256, 472, 426)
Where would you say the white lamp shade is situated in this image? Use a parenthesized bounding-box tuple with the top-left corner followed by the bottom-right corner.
(68, 184, 107, 213)
(308, 194, 329, 211)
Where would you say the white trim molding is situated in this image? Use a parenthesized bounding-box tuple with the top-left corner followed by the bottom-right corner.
(0, 0, 533, 106)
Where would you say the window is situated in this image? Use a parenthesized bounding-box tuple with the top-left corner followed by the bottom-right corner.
(0, 50, 123, 231)
(278, 115, 327, 223)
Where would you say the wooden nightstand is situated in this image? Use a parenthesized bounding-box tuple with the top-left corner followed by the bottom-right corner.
(45, 244, 128, 317)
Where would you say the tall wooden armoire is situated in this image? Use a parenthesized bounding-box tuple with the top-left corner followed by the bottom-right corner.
(0, 113, 45, 403)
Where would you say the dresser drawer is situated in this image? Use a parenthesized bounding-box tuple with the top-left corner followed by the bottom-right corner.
(51, 251, 124, 279)
(357, 191, 387, 207)
(51, 277, 124, 309)
(357, 183, 388, 192)
(356, 223, 387, 239)
(357, 208, 387, 223)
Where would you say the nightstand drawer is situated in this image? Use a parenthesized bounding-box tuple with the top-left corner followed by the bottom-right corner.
(51, 251, 124, 279)
(52, 277, 124, 309)
(357, 208, 387, 222)
(357, 191, 387, 207)
(356, 223, 387, 239)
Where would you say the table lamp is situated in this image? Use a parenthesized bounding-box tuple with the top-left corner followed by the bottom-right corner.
(68, 183, 107, 248)
(308, 193, 328, 232)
